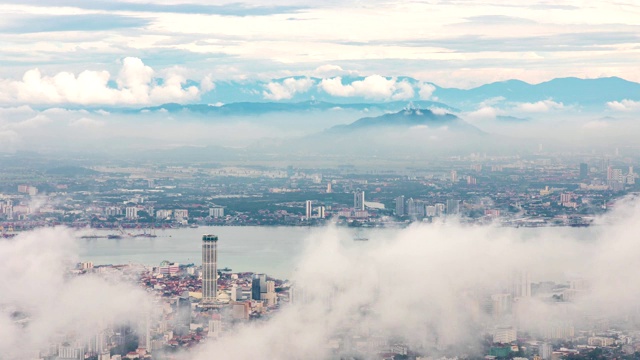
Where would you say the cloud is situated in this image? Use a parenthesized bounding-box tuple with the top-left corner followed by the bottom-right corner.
(1, 0, 307, 16)
(200, 75, 215, 92)
(263, 77, 314, 100)
(514, 100, 564, 112)
(0, 228, 150, 358)
(69, 117, 105, 128)
(607, 99, 640, 111)
(0, 57, 201, 106)
(313, 65, 357, 77)
(583, 120, 609, 129)
(465, 106, 500, 120)
(429, 107, 448, 115)
(418, 83, 436, 100)
(319, 76, 415, 100)
(0, 14, 149, 33)
(7, 197, 640, 359)
(8, 114, 52, 129)
(187, 196, 640, 359)
(0, 130, 19, 151)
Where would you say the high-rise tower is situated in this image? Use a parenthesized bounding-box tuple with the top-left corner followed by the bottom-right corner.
(202, 234, 218, 305)
(354, 190, 365, 211)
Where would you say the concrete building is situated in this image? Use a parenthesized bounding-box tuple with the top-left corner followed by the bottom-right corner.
(493, 326, 517, 344)
(446, 199, 460, 215)
(209, 206, 224, 218)
(125, 207, 138, 220)
(512, 271, 531, 298)
(174, 209, 188, 221)
(395, 195, 405, 216)
(305, 200, 313, 219)
(579, 163, 588, 179)
(252, 274, 267, 301)
(354, 190, 365, 211)
(202, 234, 218, 305)
(156, 209, 172, 220)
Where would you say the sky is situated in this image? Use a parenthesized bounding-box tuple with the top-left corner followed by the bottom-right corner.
(0, 0, 639, 106)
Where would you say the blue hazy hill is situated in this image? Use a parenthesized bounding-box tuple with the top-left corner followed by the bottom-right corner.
(329, 108, 483, 134)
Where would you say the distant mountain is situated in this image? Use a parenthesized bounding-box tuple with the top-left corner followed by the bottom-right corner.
(133, 100, 457, 116)
(195, 76, 640, 111)
(247, 109, 503, 157)
(433, 77, 640, 109)
(329, 108, 483, 134)
(496, 115, 529, 122)
(71, 76, 640, 115)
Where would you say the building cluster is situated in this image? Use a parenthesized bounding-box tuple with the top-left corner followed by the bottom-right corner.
(19, 234, 289, 360)
(0, 153, 638, 232)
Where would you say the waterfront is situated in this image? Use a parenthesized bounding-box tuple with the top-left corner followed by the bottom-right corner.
(74, 225, 597, 279)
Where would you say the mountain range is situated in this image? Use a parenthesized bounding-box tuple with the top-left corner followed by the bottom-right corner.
(190, 76, 639, 111)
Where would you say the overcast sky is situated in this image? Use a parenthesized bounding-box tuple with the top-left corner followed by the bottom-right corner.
(0, 0, 638, 105)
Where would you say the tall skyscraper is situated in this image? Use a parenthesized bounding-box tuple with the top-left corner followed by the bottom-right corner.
(579, 163, 588, 179)
(252, 274, 267, 300)
(354, 190, 365, 211)
(511, 271, 531, 298)
(202, 234, 218, 305)
(395, 195, 405, 216)
(446, 199, 460, 215)
(305, 200, 313, 219)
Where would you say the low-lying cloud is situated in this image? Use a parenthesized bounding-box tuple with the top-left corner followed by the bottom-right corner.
(188, 196, 640, 359)
(0, 228, 149, 359)
(5, 197, 640, 359)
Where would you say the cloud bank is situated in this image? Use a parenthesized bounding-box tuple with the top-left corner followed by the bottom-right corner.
(187, 196, 640, 359)
(0, 58, 203, 106)
(5, 197, 640, 358)
(0, 228, 150, 359)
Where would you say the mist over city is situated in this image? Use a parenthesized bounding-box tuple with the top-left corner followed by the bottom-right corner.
(2, 0, 640, 359)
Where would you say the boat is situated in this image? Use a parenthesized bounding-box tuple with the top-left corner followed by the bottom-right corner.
(220, 267, 232, 272)
(107, 234, 123, 239)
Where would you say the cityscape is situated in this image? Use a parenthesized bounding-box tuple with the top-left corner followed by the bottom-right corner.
(1, 151, 638, 233)
(3, 0, 640, 359)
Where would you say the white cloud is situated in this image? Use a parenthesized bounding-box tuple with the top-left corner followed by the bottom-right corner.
(0, 57, 201, 106)
(0, 130, 19, 151)
(313, 64, 357, 77)
(0, 228, 150, 358)
(514, 100, 564, 112)
(263, 77, 314, 100)
(9, 114, 51, 129)
(200, 75, 215, 92)
(583, 120, 610, 129)
(69, 117, 105, 128)
(391, 80, 415, 100)
(465, 106, 500, 120)
(418, 83, 436, 100)
(429, 107, 448, 115)
(319, 75, 415, 100)
(607, 99, 640, 111)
